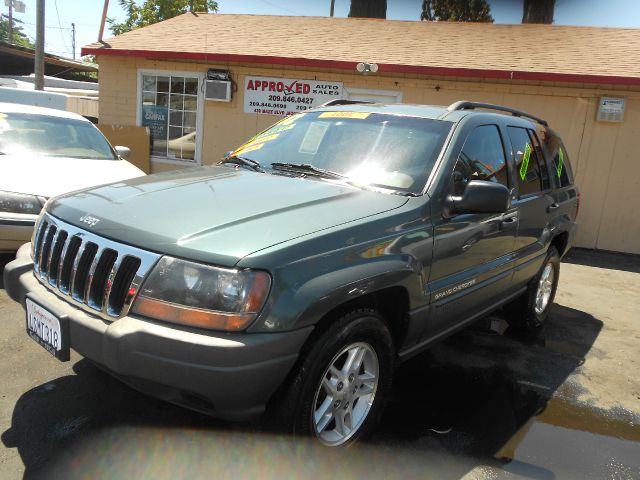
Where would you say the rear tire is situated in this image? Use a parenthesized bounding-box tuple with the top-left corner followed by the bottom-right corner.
(505, 246, 560, 331)
(270, 308, 394, 447)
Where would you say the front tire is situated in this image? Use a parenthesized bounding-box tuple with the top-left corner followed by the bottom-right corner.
(271, 308, 394, 447)
(506, 246, 560, 331)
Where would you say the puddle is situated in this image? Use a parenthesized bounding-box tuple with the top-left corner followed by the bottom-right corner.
(374, 308, 640, 478)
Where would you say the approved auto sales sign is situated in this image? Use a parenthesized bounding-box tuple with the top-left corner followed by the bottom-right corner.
(244, 76, 344, 116)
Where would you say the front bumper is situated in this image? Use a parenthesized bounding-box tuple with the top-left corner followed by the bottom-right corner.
(4, 244, 313, 421)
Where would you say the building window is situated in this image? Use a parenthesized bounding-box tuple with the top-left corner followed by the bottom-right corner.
(141, 73, 200, 162)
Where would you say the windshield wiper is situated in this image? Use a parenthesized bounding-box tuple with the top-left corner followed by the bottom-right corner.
(270, 162, 347, 180)
(220, 155, 263, 172)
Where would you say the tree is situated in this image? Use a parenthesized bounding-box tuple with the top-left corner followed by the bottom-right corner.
(108, 0, 218, 36)
(348, 0, 386, 19)
(421, 0, 493, 22)
(522, 0, 555, 23)
(0, 15, 35, 48)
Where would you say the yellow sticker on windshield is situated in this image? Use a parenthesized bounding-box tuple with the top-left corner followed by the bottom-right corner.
(0, 113, 6, 119)
(279, 113, 304, 125)
(234, 142, 264, 156)
(252, 133, 279, 144)
(318, 112, 370, 119)
(232, 133, 277, 155)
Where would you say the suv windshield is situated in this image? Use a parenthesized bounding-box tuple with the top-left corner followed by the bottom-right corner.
(230, 111, 452, 194)
(0, 112, 117, 160)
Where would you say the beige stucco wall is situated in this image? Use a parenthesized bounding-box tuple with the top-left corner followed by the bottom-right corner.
(96, 55, 640, 255)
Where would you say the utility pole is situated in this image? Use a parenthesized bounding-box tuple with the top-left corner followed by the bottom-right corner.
(330, 0, 335, 17)
(98, 0, 109, 42)
(5, 0, 25, 44)
(35, 0, 45, 90)
(71, 22, 76, 59)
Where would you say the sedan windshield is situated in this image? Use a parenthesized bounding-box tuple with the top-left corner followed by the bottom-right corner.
(229, 111, 452, 194)
(0, 112, 117, 160)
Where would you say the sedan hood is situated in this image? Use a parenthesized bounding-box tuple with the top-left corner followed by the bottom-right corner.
(2, 154, 144, 198)
(48, 166, 408, 266)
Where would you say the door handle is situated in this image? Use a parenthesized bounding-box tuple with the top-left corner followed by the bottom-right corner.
(547, 203, 560, 212)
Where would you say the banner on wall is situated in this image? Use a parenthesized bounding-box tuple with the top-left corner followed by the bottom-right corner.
(243, 76, 344, 116)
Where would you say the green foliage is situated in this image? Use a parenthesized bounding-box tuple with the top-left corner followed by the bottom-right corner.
(421, 0, 493, 22)
(0, 16, 35, 48)
(348, 0, 387, 19)
(522, 0, 555, 24)
(107, 0, 218, 36)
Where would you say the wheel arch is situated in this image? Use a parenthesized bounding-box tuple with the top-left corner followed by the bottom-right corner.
(297, 286, 410, 358)
(550, 230, 570, 257)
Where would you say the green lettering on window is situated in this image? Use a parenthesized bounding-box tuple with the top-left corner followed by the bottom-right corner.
(557, 148, 565, 178)
(519, 143, 532, 181)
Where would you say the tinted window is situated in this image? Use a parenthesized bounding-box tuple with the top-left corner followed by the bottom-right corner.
(528, 129, 550, 190)
(452, 125, 508, 196)
(508, 126, 543, 196)
(544, 134, 573, 188)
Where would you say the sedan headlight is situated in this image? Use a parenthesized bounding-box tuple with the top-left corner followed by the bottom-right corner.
(131, 256, 271, 331)
(0, 190, 44, 215)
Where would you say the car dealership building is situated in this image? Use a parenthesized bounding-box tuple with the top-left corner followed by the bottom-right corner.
(83, 13, 640, 254)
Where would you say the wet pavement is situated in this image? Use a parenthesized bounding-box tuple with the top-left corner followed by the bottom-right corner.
(1, 249, 639, 479)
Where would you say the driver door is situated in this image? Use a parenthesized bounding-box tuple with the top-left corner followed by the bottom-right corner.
(425, 124, 518, 339)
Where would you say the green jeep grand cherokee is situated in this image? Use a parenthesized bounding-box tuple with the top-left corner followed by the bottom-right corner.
(4, 101, 578, 446)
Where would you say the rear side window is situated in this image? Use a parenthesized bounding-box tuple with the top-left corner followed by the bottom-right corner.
(508, 126, 547, 196)
(452, 125, 508, 196)
(544, 134, 573, 188)
(528, 130, 550, 191)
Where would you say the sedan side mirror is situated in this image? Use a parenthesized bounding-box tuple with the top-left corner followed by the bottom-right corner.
(114, 145, 131, 159)
(447, 180, 510, 215)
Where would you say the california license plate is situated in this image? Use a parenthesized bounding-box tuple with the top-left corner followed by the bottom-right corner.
(26, 297, 70, 361)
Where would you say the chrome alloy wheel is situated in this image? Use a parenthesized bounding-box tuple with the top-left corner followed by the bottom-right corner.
(311, 342, 379, 446)
(534, 263, 555, 315)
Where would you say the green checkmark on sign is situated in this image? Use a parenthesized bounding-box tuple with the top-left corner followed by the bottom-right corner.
(519, 143, 532, 181)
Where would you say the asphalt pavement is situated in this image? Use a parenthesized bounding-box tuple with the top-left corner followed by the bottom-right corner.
(1, 249, 639, 479)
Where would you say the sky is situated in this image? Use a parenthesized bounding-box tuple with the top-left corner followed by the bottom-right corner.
(6, 0, 640, 60)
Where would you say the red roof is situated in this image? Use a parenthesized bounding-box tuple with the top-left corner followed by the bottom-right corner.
(82, 13, 640, 86)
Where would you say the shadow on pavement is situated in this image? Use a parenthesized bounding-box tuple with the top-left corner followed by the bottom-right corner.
(563, 247, 640, 274)
(3, 301, 613, 479)
(0, 253, 16, 290)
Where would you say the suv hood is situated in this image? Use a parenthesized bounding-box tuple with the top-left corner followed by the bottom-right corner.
(48, 166, 408, 266)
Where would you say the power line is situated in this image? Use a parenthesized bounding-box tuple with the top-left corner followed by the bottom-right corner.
(258, 0, 305, 16)
(53, 0, 70, 54)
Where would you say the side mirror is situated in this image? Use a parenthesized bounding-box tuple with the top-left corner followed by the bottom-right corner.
(114, 145, 131, 159)
(447, 180, 509, 215)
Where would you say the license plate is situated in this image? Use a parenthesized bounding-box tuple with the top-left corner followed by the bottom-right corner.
(26, 297, 70, 361)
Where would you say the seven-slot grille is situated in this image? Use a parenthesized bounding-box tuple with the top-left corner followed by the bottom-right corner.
(32, 213, 161, 320)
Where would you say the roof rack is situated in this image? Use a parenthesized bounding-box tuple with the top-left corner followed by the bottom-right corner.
(320, 99, 375, 107)
(447, 101, 548, 127)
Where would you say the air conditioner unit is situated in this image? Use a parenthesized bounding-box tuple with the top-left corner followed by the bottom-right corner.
(205, 80, 231, 102)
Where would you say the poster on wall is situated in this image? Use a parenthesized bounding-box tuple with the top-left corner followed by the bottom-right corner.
(244, 76, 344, 116)
(142, 105, 168, 138)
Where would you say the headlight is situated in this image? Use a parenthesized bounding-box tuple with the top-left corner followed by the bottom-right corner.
(0, 190, 44, 215)
(131, 256, 271, 331)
